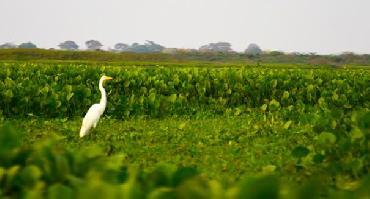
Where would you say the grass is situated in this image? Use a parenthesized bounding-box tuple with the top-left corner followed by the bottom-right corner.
(10, 109, 315, 184)
(1, 48, 370, 68)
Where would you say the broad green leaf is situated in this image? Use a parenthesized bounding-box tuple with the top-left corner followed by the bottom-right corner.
(317, 132, 336, 145)
(292, 146, 310, 158)
(20, 165, 42, 186)
(350, 128, 363, 140)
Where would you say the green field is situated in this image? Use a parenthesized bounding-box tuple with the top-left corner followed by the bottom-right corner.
(1, 61, 370, 198)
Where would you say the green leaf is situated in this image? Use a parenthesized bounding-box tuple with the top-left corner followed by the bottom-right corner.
(20, 165, 42, 186)
(48, 184, 74, 199)
(124, 80, 130, 88)
(358, 111, 370, 130)
(282, 91, 289, 100)
(318, 97, 327, 109)
(234, 108, 242, 116)
(332, 92, 339, 101)
(269, 99, 280, 111)
(0, 167, 5, 182)
(147, 188, 174, 199)
(262, 165, 276, 174)
(272, 79, 277, 88)
(66, 93, 74, 101)
(260, 104, 268, 112)
(172, 167, 198, 187)
(292, 146, 310, 158)
(84, 88, 92, 97)
(168, 94, 177, 103)
(313, 154, 325, 164)
(64, 85, 73, 93)
(283, 121, 292, 129)
(5, 165, 21, 187)
(0, 124, 22, 159)
(178, 122, 186, 130)
(149, 93, 156, 104)
(317, 132, 336, 145)
(239, 176, 279, 199)
(350, 128, 363, 140)
(307, 84, 314, 93)
(4, 90, 14, 99)
(41, 86, 49, 94)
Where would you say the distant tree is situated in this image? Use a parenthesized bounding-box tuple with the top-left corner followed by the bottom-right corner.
(309, 57, 331, 66)
(18, 42, 37, 49)
(0, 42, 17, 49)
(145, 40, 165, 52)
(144, 40, 165, 52)
(114, 43, 130, 51)
(341, 51, 356, 56)
(244, 43, 262, 56)
(199, 42, 233, 52)
(128, 43, 148, 53)
(162, 48, 178, 54)
(289, 52, 302, 56)
(58, 41, 79, 50)
(269, 51, 285, 56)
(339, 51, 356, 63)
(85, 40, 103, 50)
(127, 41, 165, 53)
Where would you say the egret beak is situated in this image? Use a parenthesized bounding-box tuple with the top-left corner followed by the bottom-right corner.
(105, 76, 113, 80)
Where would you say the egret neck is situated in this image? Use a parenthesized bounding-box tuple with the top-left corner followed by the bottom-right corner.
(99, 77, 107, 111)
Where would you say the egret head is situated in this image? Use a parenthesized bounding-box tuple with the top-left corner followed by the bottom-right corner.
(101, 75, 113, 82)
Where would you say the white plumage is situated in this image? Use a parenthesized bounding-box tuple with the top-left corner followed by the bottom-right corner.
(80, 75, 113, 137)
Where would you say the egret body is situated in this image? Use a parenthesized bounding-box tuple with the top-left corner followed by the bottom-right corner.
(80, 75, 113, 137)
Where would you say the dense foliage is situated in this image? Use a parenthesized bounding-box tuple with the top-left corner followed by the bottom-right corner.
(1, 119, 370, 199)
(0, 62, 369, 198)
(1, 62, 369, 118)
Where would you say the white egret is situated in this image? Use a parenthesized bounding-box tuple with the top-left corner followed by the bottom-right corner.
(80, 75, 113, 137)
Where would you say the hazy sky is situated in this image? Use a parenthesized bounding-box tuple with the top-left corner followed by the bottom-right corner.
(1, 0, 369, 54)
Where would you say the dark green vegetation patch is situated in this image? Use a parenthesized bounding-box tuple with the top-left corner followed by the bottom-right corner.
(1, 63, 369, 118)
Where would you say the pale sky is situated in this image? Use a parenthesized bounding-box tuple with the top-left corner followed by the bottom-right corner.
(1, 0, 369, 54)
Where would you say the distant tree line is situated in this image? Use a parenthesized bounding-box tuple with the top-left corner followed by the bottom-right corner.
(1, 48, 369, 67)
(0, 42, 37, 49)
(0, 40, 264, 55)
(113, 40, 165, 53)
(1, 40, 369, 65)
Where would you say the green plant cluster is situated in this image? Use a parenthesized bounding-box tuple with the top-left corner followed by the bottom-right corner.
(290, 111, 370, 186)
(1, 124, 370, 199)
(1, 63, 369, 118)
